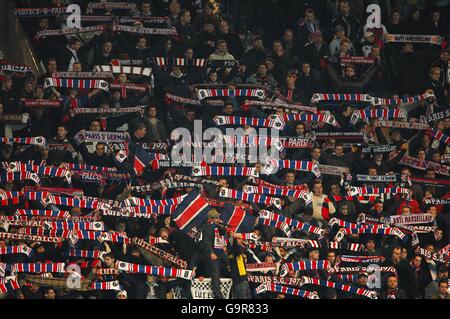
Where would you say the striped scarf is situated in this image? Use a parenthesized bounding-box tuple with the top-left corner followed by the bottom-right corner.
(0, 136, 46, 146)
(0, 232, 62, 243)
(91, 281, 123, 291)
(93, 65, 152, 77)
(165, 93, 224, 106)
(385, 34, 442, 45)
(192, 165, 258, 177)
(281, 260, 330, 273)
(301, 276, 377, 299)
(44, 221, 104, 231)
(329, 266, 397, 274)
(65, 249, 106, 260)
(429, 129, 450, 146)
(399, 156, 450, 176)
(0, 280, 20, 294)
(243, 185, 311, 204)
(263, 159, 321, 177)
(350, 109, 406, 125)
(71, 107, 143, 115)
(120, 205, 177, 215)
(222, 135, 283, 150)
(44, 78, 109, 91)
(0, 171, 40, 184)
(259, 210, 325, 236)
(347, 187, 409, 197)
(335, 274, 358, 282)
(8, 162, 71, 183)
(311, 92, 434, 106)
(21, 186, 84, 197)
(153, 57, 207, 67)
(52, 71, 114, 79)
(219, 187, 281, 208)
(335, 225, 406, 242)
(255, 283, 319, 299)
(278, 113, 339, 127)
(252, 178, 305, 190)
(116, 261, 194, 280)
(8, 262, 65, 273)
(0, 245, 33, 257)
(61, 163, 118, 173)
(374, 120, 430, 130)
(123, 194, 185, 207)
(15, 209, 70, 218)
(213, 115, 284, 129)
(197, 88, 266, 100)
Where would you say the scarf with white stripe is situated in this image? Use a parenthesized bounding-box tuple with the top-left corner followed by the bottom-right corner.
(281, 260, 330, 274)
(277, 113, 339, 127)
(340, 255, 385, 263)
(52, 71, 114, 79)
(0, 172, 40, 184)
(213, 115, 284, 130)
(0, 136, 46, 146)
(6, 262, 65, 273)
(71, 107, 143, 115)
(399, 156, 450, 176)
(44, 78, 109, 91)
(153, 57, 207, 67)
(35, 25, 105, 38)
(116, 261, 194, 280)
(301, 276, 377, 299)
(255, 283, 319, 299)
(0, 231, 62, 243)
(22, 99, 62, 107)
(8, 162, 71, 183)
(192, 165, 258, 178)
(65, 249, 106, 260)
(14, 7, 67, 17)
(0, 61, 32, 73)
(259, 210, 325, 236)
(429, 129, 450, 146)
(328, 266, 397, 274)
(93, 65, 152, 77)
(43, 221, 104, 231)
(91, 281, 123, 291)
(165, 93, 224, 106)
(350, 109, 406, 125)
(132, 237, 188, 269)
(123, 194, 185, 207)
(0, 245, 33, 257)
(0, 280, 20, 294)
(15, 209, 70, 218)
(334, 225, 406, 242)
(243, 185, 311, 204)
(262, 159, 321, 177)
(311, 91, 434, 106)
(340, 56, 375, 64)
(219, 187, 281, 209)
(197, 88, 266, 100)
(222, 135, 283, 150)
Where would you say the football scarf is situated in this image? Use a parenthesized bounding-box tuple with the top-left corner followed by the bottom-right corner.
(152, 57, 207, 67)
(22, 99, 62, 107)
(277, 113, 339, 127)
(73, 130, 130, 144)
(340, 56, 375, 64)
(318, 164, 350, 176)
(340, 255, 385, 263)
(414, 247, 448, 264)
(65, 249, 106, 260)
(165, 93, 224, 106)
(281, 260, 330, 273)
(219, 187, 281, 209)
(0, 279, 20, 294)
(300, 276, 377, 299)
(312, 92, 434, 106)
(0, 61, 32, 73)
(87, 2, 137, 10)
(328, 266, 397, 273)
(132, 237, 188, 269)
(123, 194, 185, 207)
(61, 163, 118, 173)
(0, 136, 46, 146)
(213, 115, 284, 130)
(35, 25, 105, 39)
(399, 156, 450, 176)
(7, 262, 65, 273)
(429, 129, 450, 146)
(51, 72, 114, 79)
(197, 88, 266, 100)
(262, 159, 321, 177)
(361, 144, 397, 153)
(420, 109, 450, 124)
(91, 281, 123, 291)
(334, 225, 406, 242)
(8, 162, 71, 183)
(44, 78, 109, 91)
(71, 107, 143, 115)
(116, 261, 194, 280)
(279, 137, 317, 149)
(112, 24, 177, 36)
(255, 283, 319, 299)
(350, 108, 406, 125)
(247, 275, 304, 287)
(0, 114, 28, 124)
(14, 7, 67, 17)
(385, 33, 442, 45)
(43, 221, 104, 231)
(243, 185, 311, 204)
(388, 214, 434, 226)
(347, 186, 409, 196)
(344, 174, 405, 183)
(303, 240, 364, 253)
(93, 65, 153, 77)
(244, 100, 318, 114)
(192, 165, 258, 178)
(0, 245, 33, 257)
(252, 178, 306, 191)
(0, 172, 40, 184)
(0, 232, 62, 243)
(259, 210, 325, 236)
(424, 198, 450, 205)
(222, 135, 283, 150)
(373, 120, 429, 130)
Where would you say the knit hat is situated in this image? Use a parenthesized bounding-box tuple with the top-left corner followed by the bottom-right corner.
(116, 290, 127, 298)
(207, 209, 220, 219)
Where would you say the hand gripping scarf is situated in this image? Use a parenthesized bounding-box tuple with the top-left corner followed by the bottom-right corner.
(0, 245, 33, 257)
(192, 165, 259, 178)
(350, 108, 406, 125)
(300, 276, 377, 299)
(219, 187, 281, 209)
(116, 261, 194, 280)
(44, 78, 109, 91)
(259, 210, 325, 236)
(255, 283, 319, 299)
(197, 88, 266, 100)
(262, 159, 321, 177)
